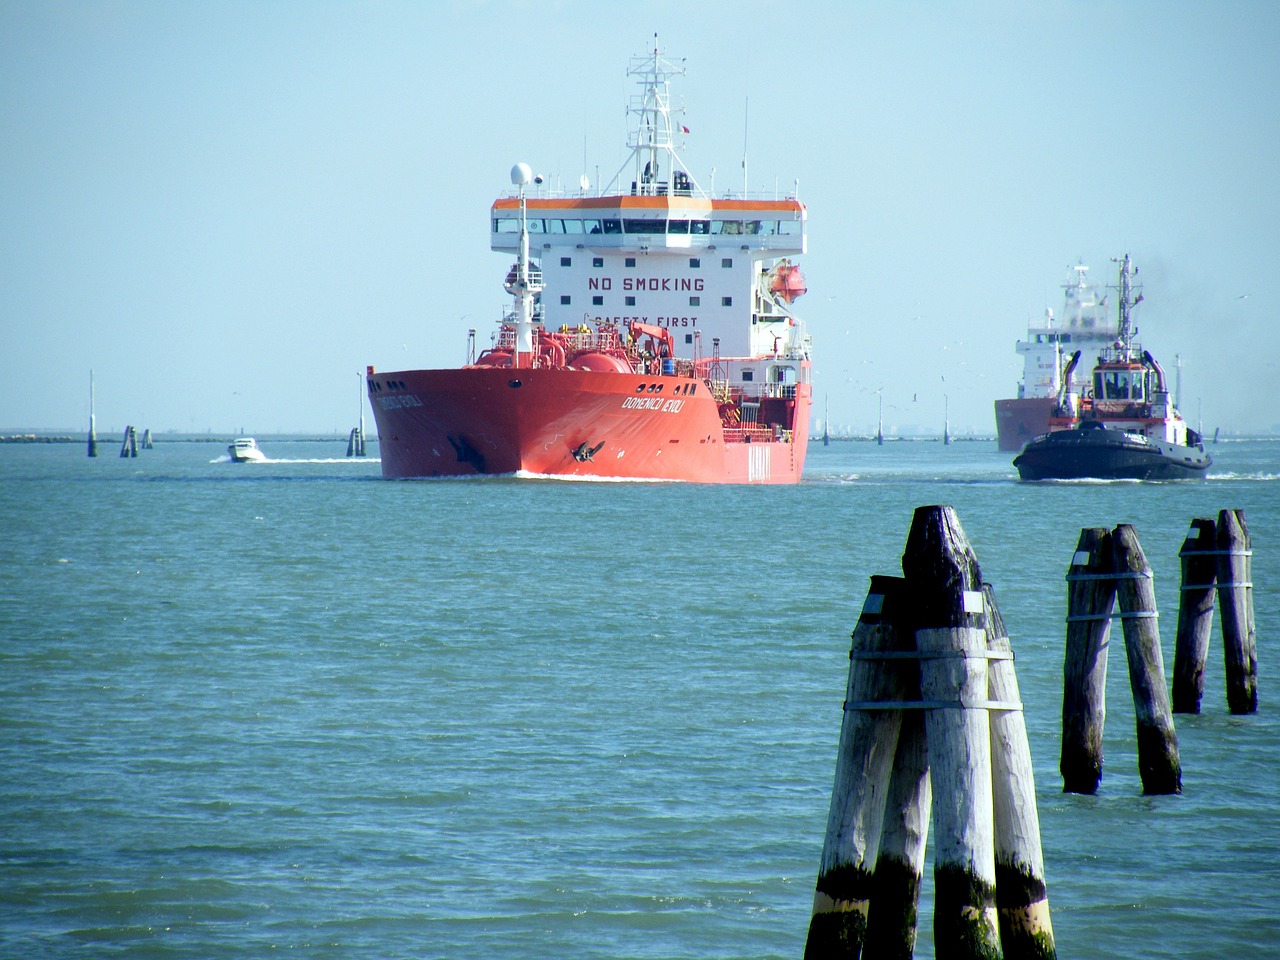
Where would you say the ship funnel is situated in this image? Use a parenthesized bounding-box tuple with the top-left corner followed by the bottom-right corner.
(1142, 350, 1168, 394)
(1057, 350, 1082, 415)
(1143, 349, 1171, 419)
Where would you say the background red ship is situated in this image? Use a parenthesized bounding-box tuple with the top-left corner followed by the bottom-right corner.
(994, 263, 1117, 451)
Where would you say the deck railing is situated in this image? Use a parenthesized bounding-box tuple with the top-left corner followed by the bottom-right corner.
(722, 426, 794, 445)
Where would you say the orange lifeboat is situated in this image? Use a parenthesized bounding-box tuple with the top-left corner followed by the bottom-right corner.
(769, 259, 807, 304)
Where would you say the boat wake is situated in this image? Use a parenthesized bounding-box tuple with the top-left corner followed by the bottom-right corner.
(1018, 476, 1146, 485)
(384, 470, 680, 483)
(1028, 471, 1278, 483)
(211, 456, 380, 465)
(1206, 470, 1280, 481)
(513, 470, 681, 483)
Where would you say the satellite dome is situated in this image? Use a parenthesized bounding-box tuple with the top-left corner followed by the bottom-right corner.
(510, 162, 533, 186)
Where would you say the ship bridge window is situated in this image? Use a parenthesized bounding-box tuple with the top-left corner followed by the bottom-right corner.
(669, 220, 689, 234)
(494, 218, 520, 234)
(585, 219, 603, 234)
(691, 220, 710, 235)
(771, 366, 797, 384)
(526, 219, 545, 233)
(548, 219, 583, 234)
(778, 220, 801, 236)
(1100, 371, 1146, 400)
(624, 218, 663, 234)
(602, 219, 622, 234)
(713, 220, 742, 235)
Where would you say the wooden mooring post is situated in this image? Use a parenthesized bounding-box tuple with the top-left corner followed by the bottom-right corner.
(901, 506, 1002, 959)
(1059, 525, 1181, 795)
(1060, 528, 1114, 795)
(346, 425, 366, 457)
(805, 575, 913, 957)
(1217, 509, 1258, 714)
(986, 584, 1055, 958)
(807, 505, 1056, 959)
(1173, 510, 1259, 714)
(1173, 518, 1217, 713)
(118, 425, 138, 458)
(864, 709, 930, 959)
(1112, 524, 1181, 795)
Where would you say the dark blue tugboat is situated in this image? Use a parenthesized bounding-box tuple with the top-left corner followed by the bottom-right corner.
(1014, 255, 1211, 481)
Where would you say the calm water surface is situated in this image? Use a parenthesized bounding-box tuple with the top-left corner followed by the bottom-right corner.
(2, 437, 1277, 958)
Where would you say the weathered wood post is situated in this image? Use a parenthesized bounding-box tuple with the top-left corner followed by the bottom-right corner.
(347, 426, 365, 457)
(1112, 524, 1181, 795)
(1060, 528, 1115, 795)
(805, 575, 913, 958)
(1173, 518, 1217, 713)
(985, 584, 1056, 959)
(901, 505, 1001, 959)
(1217, 509, 1258, 714)
(864, 705, 931, 960)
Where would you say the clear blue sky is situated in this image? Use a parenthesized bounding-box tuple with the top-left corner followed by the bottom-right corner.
(3, 0, 1277, 435)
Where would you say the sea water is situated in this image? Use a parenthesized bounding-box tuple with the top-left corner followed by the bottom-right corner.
(1, 437, 1277, 959)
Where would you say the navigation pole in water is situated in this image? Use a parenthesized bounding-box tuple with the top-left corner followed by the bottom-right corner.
(87, 370, 98, 458)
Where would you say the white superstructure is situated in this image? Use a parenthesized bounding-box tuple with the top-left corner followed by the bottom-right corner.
(488, 42, 811, 393)
(1014, 264, 1118, 400)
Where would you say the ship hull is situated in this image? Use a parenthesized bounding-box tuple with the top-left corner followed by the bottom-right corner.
(994, 396, 1057, 452)
(1013, 425, 1211, 481)
(368, 367, 811, 483)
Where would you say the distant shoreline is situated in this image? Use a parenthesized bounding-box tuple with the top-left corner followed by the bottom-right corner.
(5, 432, 1276, 446)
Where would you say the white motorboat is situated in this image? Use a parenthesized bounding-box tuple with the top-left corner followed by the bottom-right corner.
(228, 437, 267, 463)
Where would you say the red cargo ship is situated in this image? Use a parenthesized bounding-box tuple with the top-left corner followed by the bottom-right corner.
(367, 43, 812, 482)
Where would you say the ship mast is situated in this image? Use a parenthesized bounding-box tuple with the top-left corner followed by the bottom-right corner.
(604, 35, 703, 198)
(506, 162, 543, 367)
(1112, 253, 1142, 361)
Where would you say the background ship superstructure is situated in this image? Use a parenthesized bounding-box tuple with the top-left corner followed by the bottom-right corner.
(995, 264, 1118, 451)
